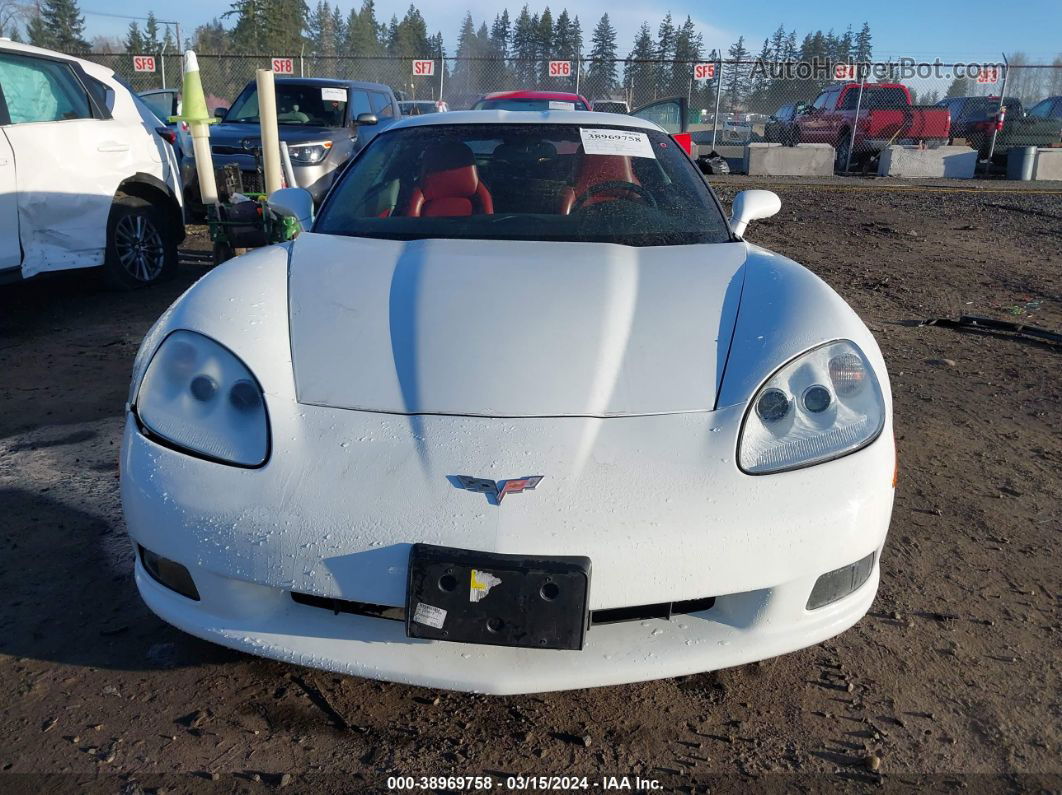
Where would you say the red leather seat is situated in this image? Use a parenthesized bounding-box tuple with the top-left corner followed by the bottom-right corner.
(405, 142, 493, 217)
(559, 152, 641, 214)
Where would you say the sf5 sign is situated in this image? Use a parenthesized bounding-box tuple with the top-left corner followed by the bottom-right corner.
(548, 60, 571, 77)
(413, 60, 436, 76)
(976, 66, 1001, 84)
(271, 57, 295, 75)
(132, 55, 156, 73)
(693, 63, 715, 81)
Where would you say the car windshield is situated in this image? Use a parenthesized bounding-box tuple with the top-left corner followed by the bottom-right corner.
(225, 83, 348, 126)
(474, 97, 590, 111)
(315, 123, 731, 247)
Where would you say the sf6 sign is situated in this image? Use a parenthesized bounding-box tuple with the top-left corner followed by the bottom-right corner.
(412, 59, 436, 76)
(548, 60, 571, 77)
(693, 63, 715, 81)
(132, 55, 156, 73)
(271, 57, 295, 74)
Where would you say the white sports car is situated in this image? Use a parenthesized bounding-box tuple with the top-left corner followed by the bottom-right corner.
(121, 111, 894, 694)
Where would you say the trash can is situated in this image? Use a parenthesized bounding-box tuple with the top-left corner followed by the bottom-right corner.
(1006, 147, 1037, 181)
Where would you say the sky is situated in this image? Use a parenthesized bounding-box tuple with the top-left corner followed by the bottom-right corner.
(75, 0, 1062, 63)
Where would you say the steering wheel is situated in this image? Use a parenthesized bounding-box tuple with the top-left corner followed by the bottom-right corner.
(571, 180, 658, 212)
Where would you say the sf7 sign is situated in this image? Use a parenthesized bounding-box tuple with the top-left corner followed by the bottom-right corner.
(413, 59, 436, 76)
(694, 63, 715, 81)
(834, 64, 857, 80)
(132, 55, 156, 73)
(548, 60, 571, 77)
(271, 57, 294, 75)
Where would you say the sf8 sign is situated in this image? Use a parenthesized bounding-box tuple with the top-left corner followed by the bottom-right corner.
(976, 66, 1000, 84)
(271, 57, 295, 75)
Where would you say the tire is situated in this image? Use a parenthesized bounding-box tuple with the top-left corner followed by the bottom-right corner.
(103, 195, 178, 290)
(835, 132, 852, 172)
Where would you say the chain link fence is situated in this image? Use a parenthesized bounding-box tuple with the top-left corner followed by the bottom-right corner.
(90, 51, 1062, 165)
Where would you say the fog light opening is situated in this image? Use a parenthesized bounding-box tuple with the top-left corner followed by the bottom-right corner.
(807, 552, 875, 610)
(139, 545, 201, 601)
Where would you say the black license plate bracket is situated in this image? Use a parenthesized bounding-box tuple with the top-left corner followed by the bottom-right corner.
(405, 544, 591, 650)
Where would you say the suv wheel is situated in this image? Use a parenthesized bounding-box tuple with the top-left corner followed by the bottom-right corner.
(103, 195, 177, 289)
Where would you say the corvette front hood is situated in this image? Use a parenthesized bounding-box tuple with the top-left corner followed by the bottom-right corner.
(288, 232, 747, 416)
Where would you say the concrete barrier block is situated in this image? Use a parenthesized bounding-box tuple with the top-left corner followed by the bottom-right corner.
(1032, 148, 1062, 181)
(743, 143, 835, 177)
(877, 145, 977, 178)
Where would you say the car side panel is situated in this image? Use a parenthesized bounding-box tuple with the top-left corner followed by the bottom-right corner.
(0, 130, 18, 271)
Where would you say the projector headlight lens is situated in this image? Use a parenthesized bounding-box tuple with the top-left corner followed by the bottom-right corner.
(739, 340, 885, 474)
(134, 330, 269, 467)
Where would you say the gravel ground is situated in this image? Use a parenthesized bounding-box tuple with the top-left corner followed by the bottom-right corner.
(0, 179, 1059, 793)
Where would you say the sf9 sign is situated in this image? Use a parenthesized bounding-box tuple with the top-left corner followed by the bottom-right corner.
(132, 55, 156, 73)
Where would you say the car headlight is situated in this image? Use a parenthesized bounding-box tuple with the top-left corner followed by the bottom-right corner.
(738, 340, 885, 474)
(134, 330, 269, 467)
(288, 141, 332, 164)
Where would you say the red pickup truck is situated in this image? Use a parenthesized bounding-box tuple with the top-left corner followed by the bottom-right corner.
(794, 82, 952, 170)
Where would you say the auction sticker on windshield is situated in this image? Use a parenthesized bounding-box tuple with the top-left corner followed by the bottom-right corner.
(579, 128, 655, 158)
(321, 87, 347, 102)
(548, 100, 576, 110)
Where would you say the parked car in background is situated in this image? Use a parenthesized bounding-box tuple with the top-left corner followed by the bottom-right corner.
(794, 82, 951, 170)
(472, 90, 591, 111)
(721, 114, 753, 143)
(591, 99, 630, 114)
(1027, 96, 1062, 120)
(764, 103, 803, 144)
(0, 40, 184, 288)
(936, 95, 1062, 158)
(207, 77, 400, 204)
(398, 99, 449, 116)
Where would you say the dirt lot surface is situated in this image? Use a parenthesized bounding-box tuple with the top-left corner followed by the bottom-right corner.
(1, 181, 1059, 793)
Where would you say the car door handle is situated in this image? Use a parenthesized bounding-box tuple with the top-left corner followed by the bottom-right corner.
(97, 142, 130, 153)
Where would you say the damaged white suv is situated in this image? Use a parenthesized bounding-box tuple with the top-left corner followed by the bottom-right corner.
(0, 40, 184, 288)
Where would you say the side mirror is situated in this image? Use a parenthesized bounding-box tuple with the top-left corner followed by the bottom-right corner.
(213, 106, 228, 119)
(729, 190, 781, 238)
(267, 187, 314, 232)
(355, 112, 378, 126)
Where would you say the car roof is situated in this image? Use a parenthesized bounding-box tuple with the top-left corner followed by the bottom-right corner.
(272, 76, 393, 92)
(0, 39, 114, 82)
(388, 109, 663, 132)
(481, 90, 586, 102)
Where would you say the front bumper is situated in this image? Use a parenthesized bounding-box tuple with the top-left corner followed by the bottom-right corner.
(135, 554, 881, 694)
(122, 402, 894, 693)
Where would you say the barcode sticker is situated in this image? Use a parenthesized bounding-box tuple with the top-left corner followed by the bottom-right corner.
(413, 602, 446, 629)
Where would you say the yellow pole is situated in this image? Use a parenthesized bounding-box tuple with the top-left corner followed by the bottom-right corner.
(256, 69, 283, 195)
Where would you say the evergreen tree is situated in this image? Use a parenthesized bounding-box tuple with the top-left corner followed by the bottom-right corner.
(769, 24, 787, 62)
(308, 1, 337, 56)
(144, 11, 160, 54)
(853, 22, 872, 63)
(489, 10, 510, 60)
(586, 13, 617, 95)
(451, 12, 479, 96)
(125, 21, 145, 54)
(552, 9, 579, 91)
(724, 35, 750, 112)
(670, 15, 702, 99)
(30, 0, 89, 52)
(511, 5, 536, 84)
(654, 12, 675, 99)
(624, 22, 654, 106)
(191, 19, 230, 53)
(330, 5, 344, 53)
